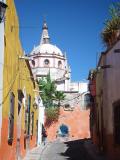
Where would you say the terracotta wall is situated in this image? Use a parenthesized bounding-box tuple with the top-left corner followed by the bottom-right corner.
(45, 106, 90, 141)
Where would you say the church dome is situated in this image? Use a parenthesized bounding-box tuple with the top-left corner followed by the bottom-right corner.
(31, 43, 63, 56)
(30, 21, 63, 56)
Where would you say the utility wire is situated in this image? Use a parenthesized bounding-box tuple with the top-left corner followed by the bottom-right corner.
(13, 25, 40, 29)
(0, 69, 19, 106)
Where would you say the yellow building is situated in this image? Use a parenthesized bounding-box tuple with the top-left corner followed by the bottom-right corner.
(0, 0, 39, 159)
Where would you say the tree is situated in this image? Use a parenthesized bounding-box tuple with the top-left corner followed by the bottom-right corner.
(101, 2, 120, 47)
(54, 91, 66, 107)
(39, 73, 65, 126)
(39, 73, 56, 108)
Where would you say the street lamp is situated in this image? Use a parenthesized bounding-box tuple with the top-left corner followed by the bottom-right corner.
(0, 1, 8, 23)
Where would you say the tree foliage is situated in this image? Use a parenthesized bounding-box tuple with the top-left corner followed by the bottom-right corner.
(54, 91, 66, 107)
(101, 2, 120, 47)
(39, 73, 56, 108)
(39, 73, 65, 126)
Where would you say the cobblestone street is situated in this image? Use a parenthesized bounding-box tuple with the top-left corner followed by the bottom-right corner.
(40, 139, 93, 160)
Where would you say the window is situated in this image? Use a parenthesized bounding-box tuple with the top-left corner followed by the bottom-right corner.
(25, 94, 31, 136)
(64, 104, 73, 111)
(44, 59, 49, 66)
(113, 100, 120, 145)
(30, 112, 34, 137)
(8, 92, 15, 145)
(64, 104, 70, 109)
(58, 61, 62, 68)
(18, 89, 24, 115)
(114, 49, 120, 53)
(36, 120, 38, 143)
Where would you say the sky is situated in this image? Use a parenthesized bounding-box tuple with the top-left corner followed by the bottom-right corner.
(14, 0, 118, 82)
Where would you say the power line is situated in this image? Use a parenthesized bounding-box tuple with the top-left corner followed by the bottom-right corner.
(0, 66, 19, 91)
(62, 92, 90, 104)
(13, 25, 40, 29)
(0, 69, 19, 106)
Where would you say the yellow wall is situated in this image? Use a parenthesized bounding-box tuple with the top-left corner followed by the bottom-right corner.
(3, 0, 38, 145)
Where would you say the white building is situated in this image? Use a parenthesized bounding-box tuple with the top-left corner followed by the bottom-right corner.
(29, 21, 88, 106)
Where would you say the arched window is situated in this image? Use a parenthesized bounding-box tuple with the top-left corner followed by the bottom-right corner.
(58, 61, 62, 68)
(44, 59, 50, 66)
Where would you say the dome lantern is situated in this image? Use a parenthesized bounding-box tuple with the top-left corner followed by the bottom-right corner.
(40, 20, 50, 45)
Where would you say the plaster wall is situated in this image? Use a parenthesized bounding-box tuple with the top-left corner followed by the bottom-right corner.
(103, 40, 120, 134)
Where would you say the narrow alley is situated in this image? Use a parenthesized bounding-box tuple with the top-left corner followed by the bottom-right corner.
(0, 1, 120, 160)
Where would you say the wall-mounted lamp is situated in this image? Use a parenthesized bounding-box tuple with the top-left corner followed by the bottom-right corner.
(33, 96, 42, 109)
(19, 56, 33, 61)
(19, 55, 35, 65)
(33, 101, 38, 110)
(0, 1, 8, 23)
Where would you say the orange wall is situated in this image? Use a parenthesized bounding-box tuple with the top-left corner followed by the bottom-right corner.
(0, 118, 17, 160)
(45, 106, 90, 141)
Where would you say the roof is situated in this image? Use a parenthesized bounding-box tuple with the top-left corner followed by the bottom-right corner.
(30, 43, 63, 56)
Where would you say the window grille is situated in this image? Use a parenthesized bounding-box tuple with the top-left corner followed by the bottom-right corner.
(27, 95, 31, 136)
(8, 92, 15, 145)
(30, 112, 34, 136)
